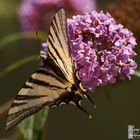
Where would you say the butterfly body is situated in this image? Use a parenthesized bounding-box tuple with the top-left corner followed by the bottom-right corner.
(6, 8, 95, 130)
(40, 57, 84, 107)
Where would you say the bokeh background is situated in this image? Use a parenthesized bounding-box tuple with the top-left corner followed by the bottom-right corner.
(0, 0, 140, 140)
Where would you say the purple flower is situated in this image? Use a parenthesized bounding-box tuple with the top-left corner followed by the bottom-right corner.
(19, 0, 96, 32)
(67, 11, 137, 91)
(41, 11, 137, 91)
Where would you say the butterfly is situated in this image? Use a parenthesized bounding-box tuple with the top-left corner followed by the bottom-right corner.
(5, 8, 96, 130)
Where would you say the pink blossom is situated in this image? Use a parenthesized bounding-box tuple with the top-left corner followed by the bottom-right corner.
(19, 0, 96, 32)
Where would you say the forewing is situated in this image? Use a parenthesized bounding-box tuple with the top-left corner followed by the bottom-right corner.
(5, 67, 69, 130)
(48, 8, 74, 83)
(6, 8, 78, 130)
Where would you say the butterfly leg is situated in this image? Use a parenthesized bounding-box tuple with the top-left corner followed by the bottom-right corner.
(75, 101, 92, 119)
(83, 92, 96, 108)
(71, 94, 92, 119)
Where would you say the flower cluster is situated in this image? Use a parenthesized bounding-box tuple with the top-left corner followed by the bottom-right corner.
(19, 0, 96, 32)
(67, 11, 137, 91)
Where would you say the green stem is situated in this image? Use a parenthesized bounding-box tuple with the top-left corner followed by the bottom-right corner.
(134, 70, 140, 78)
(0, 55, 38, 78)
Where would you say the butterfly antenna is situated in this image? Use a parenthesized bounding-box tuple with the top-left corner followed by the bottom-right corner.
(76, 101, 92, 119)
(36, 31, 40, 50)
(83, 93, 97, 109)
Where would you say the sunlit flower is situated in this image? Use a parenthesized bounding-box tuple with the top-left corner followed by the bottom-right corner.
(41, 11, 137, 91)
(19, 0, 96, 32)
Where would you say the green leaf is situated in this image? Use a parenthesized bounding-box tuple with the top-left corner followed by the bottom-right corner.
(18, 115, 35, 140)
(33, 107, 49, 140)
(0, 32, 47, 51)
(18, 107, 49, 140)
(134, 70, 140, 78)
(0, 55, 38, 78)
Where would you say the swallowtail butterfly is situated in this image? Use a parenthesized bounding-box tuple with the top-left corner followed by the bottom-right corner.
(5, 8, 96, 130)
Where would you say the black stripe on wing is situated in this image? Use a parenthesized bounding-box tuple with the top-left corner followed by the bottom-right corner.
(15, 95, 48, 100)
(48, 37, 65, 67)
(43, 57, 68, 82)
(53, 15, 60, 33)
(28, 77, 65, 89)
(57, 9, 68, 46)
(22, 84, 33, 89)
(35, 69, 65, 83)
(11, 102, 27, 107)
(50, 22, 65, 55)
(49, 31, 55, 42)
(48, 37, 69, 74)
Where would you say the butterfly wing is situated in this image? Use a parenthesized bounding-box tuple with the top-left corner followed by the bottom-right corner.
(47, 8, 74, 83)
(6, 8, 85, 130)
(5, 66, 73, 130)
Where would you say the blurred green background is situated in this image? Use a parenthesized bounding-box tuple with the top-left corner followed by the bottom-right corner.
(0, 0, 140, 140)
